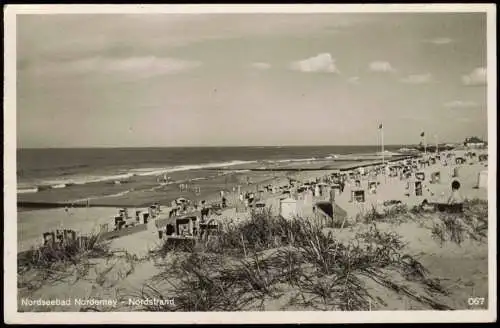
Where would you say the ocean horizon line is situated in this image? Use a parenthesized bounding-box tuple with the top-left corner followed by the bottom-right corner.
(16, 144, 442, 150)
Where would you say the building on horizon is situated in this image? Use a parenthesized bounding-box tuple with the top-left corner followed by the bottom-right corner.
(464, 136, 487, 149)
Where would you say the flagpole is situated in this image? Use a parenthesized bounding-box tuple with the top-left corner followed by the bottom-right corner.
(381, 126, 385, 166)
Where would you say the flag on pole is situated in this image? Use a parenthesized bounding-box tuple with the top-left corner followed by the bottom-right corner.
(379, 123, 385, 167)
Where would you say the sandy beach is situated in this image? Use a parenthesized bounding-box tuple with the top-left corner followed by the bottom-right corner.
(17, 152, 413, 251)
(17, 148, 490, 311)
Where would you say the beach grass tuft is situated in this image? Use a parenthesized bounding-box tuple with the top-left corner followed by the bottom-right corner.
(431, 198, 488, 246)
(18, 232, 113, 291)
(18, 232, 111, 269)
(356, 203, 413, 225)
(144, 209, 453, 311)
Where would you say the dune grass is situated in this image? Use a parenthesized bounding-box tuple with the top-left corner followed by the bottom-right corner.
(18, 233, 110, 269)
(139, 208, 455, 311)
(431, 198, 488, 246)
(356, 203, 415, 225)
(353, 198, 488, 247)
(17, 232, 113, 292)
(19, 197, 488, 311)
(154, 207, 307, 257)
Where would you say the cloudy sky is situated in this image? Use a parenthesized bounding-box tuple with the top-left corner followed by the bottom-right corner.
(17, 12, 488, 148)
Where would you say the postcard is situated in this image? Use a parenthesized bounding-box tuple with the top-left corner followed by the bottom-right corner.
(4, 4, 496, 324)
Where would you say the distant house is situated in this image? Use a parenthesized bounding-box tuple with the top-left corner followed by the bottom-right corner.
(464, 136, 487, 148)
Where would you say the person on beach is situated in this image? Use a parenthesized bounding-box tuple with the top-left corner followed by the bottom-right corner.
(329, 186, 336, 203)
(200, 200, 209, 222)
(316, 184, 321, 197)
(447, 180, 464, 205)
(248, 192, 255, 206)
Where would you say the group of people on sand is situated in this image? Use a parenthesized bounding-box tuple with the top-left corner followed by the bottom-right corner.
(239, 191, 256, 208)
(386, 152, 470, 210)
(168, 198, 192, 218)
(163, 150, 476, 226)
(296, 151, 469, 213)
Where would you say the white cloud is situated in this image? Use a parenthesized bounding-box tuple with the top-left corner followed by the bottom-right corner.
(462, 67, 487, 86)
(347, 76, 360, 84)
(32, 56, 201, 77)
(425, 37, 454, 45)
(290, 53, 339, 73)
(252, 62, 271, 70)
(444, 100, 479, 109)
(369, 61, 395, 72)
(400, 73, 434, 84)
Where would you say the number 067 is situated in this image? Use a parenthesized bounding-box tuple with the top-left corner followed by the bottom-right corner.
(468, 297, 485, 306)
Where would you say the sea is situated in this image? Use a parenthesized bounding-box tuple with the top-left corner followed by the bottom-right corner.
(16, 146, 405, 207)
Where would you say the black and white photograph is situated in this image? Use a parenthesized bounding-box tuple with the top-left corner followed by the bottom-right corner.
(4, 4, 496, 324)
